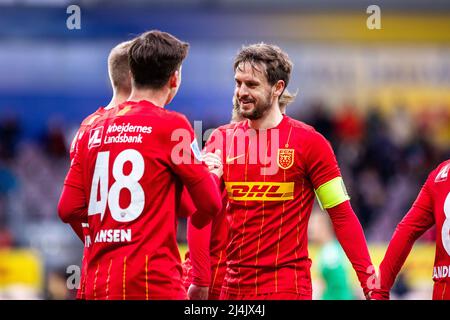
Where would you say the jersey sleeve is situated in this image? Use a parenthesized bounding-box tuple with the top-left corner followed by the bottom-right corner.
(69, 129, 80, 161)
(187, 217, 212, 287)
(327, 201, 375, 298)
(375, 172, 436, 298)
(177, 187, 197, 218)
(183, 128, 227, 287)
(58, 131, 88, 223)
(70, 111, 100, 161)
(68, 120, 91, 239)
(166, 114, 222, 228)
(303, 131, 350, 209)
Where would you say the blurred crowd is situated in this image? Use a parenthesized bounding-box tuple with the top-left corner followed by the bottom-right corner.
(0, 102, 448, 298)
(298, 103, 449, 241)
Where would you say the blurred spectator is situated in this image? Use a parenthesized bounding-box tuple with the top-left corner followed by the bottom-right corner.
(388, 105, 415, 148)
(0, 227, 13, 248)
(307, 100, 334, 141)
(41, 118, 67, 159)
(333, 104, 365, 143)
(0, 157, 18, 244)
(361, 108, 399, 185)
(45, 268, 74, 300)
(354, 167, 386, 228)
(391, 272, 411, 300)
(0, 114, 21, 160)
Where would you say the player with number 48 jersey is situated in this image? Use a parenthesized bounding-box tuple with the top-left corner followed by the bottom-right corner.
(58, 30, 222, 300)
(67, 40, 133, 300)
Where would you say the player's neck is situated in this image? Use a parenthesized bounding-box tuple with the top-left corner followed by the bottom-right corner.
(105, 91, 130, 110)
(248, 105, 284, 130)
(128, 87, 170, 108)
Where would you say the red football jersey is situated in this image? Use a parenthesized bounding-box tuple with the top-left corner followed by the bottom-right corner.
(204, 115, 372, 297)
(61, 100, 221, 299)
(377, 159, 450, 300)
(70, 108, 105, 161)
(69, 107, 105, 300)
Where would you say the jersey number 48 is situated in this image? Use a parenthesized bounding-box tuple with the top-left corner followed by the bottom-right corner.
(88, 149, 145, 223)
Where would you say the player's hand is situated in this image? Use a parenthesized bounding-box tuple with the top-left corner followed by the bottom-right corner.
(202, 150, 223, 178)
(188, 284, 209, 300)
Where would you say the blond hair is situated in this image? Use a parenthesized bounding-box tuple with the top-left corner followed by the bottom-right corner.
(108, 40, 133, 92)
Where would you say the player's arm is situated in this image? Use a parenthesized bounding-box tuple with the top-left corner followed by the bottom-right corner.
(58, 172, 88, 224)
(65, 129, 86, 242)
(305, 131, 375, 299)
(184, 129, 226, 298)
(187, 217, 212, 299)
(177, 187, 213, 298)
(178, 187, 196, 218)
(177, 185, 212, 292)
(168, 115, 222, 229)
(326, 201, 375, 299)
(58, 132, 88, 224)
(372, 176, 435, 300)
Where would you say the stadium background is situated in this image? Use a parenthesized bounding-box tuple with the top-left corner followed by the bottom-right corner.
(0, 0, 449, 299)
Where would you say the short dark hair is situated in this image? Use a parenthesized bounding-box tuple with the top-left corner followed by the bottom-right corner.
(234, 43, 293, 89)
(129, 30, 189, 89)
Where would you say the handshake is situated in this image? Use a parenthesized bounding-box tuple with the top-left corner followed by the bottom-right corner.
(202, 150, 223, 179)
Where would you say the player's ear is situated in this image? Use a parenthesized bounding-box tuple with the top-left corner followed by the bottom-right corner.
(169, 70, 180, 89)
(273, 80, 285, 98)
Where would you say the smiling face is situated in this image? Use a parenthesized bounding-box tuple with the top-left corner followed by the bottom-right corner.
(234, 62, 275, 120)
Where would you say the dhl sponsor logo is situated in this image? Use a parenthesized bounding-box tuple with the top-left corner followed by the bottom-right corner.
(225, 182, 294, 201)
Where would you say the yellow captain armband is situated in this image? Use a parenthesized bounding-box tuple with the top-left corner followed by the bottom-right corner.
(314, 176, 350, 210)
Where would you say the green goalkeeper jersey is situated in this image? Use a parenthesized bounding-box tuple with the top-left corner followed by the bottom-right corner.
(317, 240, 355, 300)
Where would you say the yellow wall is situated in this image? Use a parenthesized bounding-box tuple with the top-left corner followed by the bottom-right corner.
(0, 249, 43, 290)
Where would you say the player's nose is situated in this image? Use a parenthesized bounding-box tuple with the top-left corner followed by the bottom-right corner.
(237, 85, 250, 99)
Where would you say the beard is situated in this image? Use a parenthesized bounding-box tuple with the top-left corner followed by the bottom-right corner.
(238, 92, 272, 120)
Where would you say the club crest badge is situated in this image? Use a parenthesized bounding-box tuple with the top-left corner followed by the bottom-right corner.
(277, 148, 294, 170)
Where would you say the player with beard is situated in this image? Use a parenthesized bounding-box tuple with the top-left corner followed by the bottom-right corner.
(200, 43, 375, 300)
(183, 92, 294, 300)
